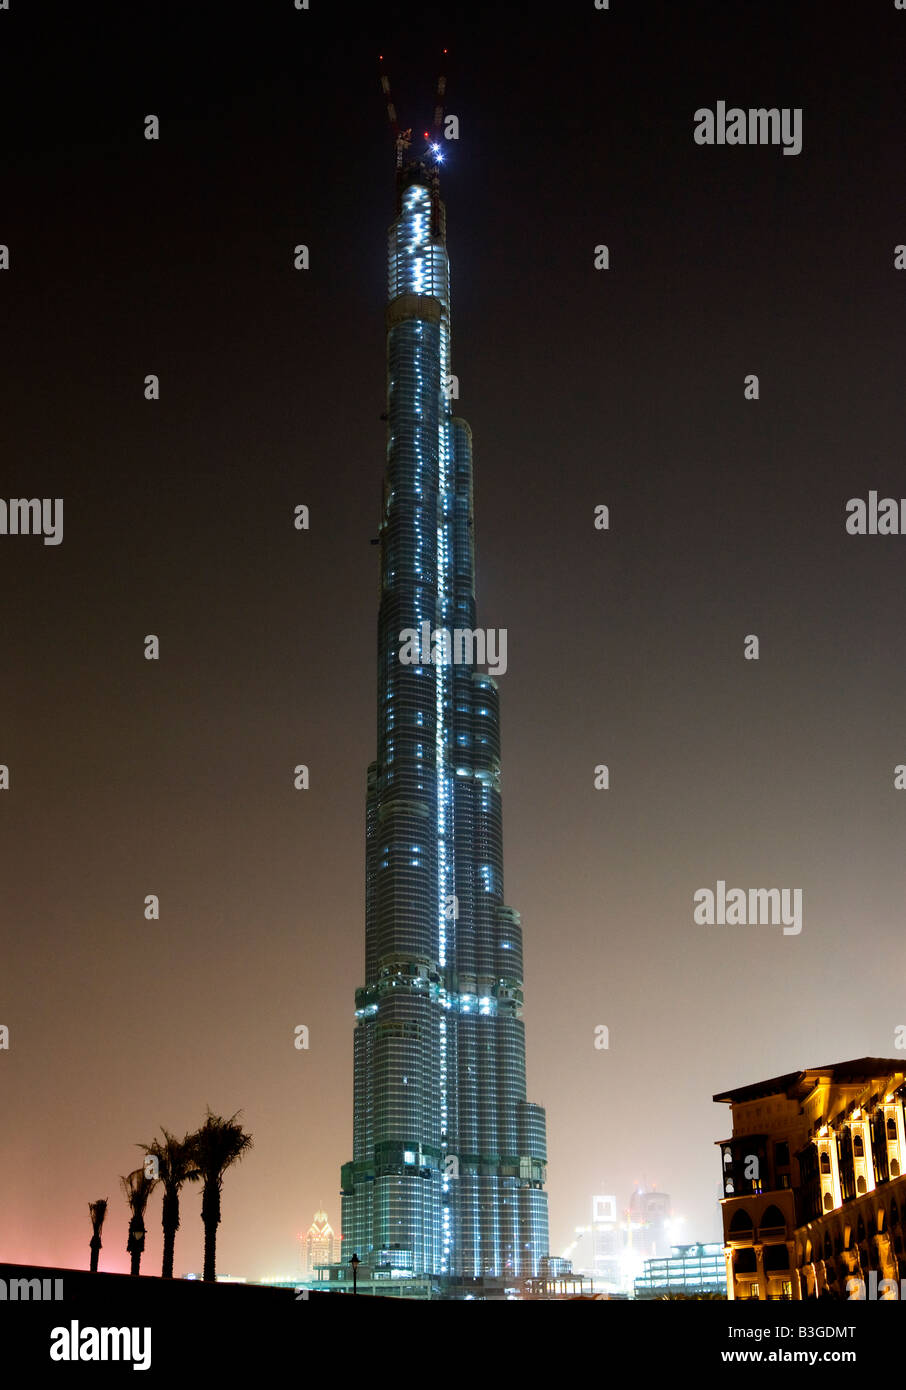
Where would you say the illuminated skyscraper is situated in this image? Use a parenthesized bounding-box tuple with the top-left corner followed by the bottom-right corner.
(301, 1207, 339, 1277)
(339, 111, 549, 1285)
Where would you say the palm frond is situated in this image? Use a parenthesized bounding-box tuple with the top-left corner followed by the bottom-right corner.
(188, 1108, 254, 1185)
(88, 1198, 108, 1234)
(120, 1167, 156, 1218)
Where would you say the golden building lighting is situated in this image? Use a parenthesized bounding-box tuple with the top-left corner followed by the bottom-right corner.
(714, 1058, 906, 1300)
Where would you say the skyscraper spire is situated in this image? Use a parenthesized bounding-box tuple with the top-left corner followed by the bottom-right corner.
(339, 77, 550, 1290)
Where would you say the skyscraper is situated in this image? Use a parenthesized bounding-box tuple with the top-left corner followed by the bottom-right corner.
(301, 1207, 339, 1278)
(339, 101, 550, 1286)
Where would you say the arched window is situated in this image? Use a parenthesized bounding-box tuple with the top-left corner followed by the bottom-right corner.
(887, 1118, 897, 1141)
(856, 1176, 867, 1195)
(729, 1209, 754, 1237)
(820, 1153, 831, 1175)
(853, 1134, 864, 1158)
(760, 1205, 786, 1236)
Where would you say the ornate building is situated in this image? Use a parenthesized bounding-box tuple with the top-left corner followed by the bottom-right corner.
(715, 1057, 906, 1299)
(301, 1208, 339, 1277)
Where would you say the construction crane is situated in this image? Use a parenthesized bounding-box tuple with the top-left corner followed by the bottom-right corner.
(433, 72, 446, 143)
(379, 62, 411, 168)
(379, 52, 448, 167)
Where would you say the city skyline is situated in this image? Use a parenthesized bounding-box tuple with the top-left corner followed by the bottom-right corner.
(3, 0, 906, 1289)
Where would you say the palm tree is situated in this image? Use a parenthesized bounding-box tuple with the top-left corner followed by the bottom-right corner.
(139, 1129, 200, 1279)
(188, 1109, 253, 1282)
(120, 1168, 157, 1276)
(88, 1198, 107, 1273)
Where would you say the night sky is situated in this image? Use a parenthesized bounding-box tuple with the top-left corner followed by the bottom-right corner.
(3, 0, 905, 1279)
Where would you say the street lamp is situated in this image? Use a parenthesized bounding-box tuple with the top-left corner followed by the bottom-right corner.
(350, 1252, 360, 1295)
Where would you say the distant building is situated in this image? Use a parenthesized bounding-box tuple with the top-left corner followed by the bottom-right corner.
(522, 1255, 591, 1300)
(570, 1190, 674, 1294)
(309, 1261, 433, 1299)
(182, 1273, 246, 1283)
(302, 1209, 339, 1277)
(628, 1186, 672, 1262)
(634, 1243, 727, 1299)
(590, 1195, 622, 1290)
(714, 1057, 906, 1300)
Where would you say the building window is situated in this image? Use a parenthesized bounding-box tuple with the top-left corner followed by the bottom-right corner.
(729, 1210, 754, 1238)
(760, 1206, 786, 1237)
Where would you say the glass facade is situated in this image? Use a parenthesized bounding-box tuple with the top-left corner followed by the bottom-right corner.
(634, 1243, 728, 1299)
(340, 154, 549, 1281)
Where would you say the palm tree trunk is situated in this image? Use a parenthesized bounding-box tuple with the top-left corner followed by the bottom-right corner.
(162, 1228, 176, 1279)
(202, 1220, 217, 1282)
(89, 1238, 101, 1273)
(127, 1218, 145, 1276)
(202, 1183, 220, 1282)
(161, 1189, 179, 1279)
